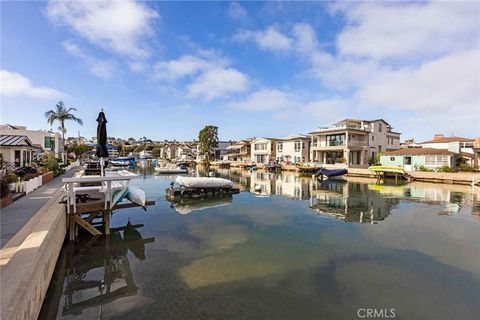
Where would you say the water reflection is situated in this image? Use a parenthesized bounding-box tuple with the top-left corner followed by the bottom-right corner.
(169, 195, 233, 214)
(39, 222, 154, 319)
(209, 168, 479, 222)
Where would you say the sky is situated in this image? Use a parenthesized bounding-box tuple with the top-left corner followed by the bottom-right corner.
(1, 1, 479, 142)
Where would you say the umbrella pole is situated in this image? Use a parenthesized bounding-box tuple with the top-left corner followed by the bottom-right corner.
(100, 157, 105, 177)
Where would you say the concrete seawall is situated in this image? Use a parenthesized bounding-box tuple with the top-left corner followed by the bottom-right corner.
(0, 190, 66, 320)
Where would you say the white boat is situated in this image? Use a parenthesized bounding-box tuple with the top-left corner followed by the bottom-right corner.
(155, 167, 188, 174)
(175, 176, 234, 188)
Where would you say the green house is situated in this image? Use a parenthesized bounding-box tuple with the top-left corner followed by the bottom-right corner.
(380, 148, 459, 171)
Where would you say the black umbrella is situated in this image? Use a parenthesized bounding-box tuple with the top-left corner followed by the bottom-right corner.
(96, 109, 109, 175)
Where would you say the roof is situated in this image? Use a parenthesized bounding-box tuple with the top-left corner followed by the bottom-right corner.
(0, 135, 34, 146)
(421, 136, 474, 144)
(280, 134, 310, 140)
(384, 148, 456, 156)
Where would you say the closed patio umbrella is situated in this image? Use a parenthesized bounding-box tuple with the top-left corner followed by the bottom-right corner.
(96, 109, 109, 176)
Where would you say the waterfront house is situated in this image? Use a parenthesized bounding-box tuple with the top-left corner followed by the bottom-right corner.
(250, 138, 279, 164)
(226, 139, 252, 162)
(0, 124, 64, 159)
(196, 140, 235, 161)
(275, 134, 310, 164)
(379, 148, 459, 171)
(0, 135, 42, 167)
(419, 134, 477, 167)
(309, 119, 401, 167)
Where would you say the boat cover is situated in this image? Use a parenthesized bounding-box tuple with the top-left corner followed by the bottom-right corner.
(175, 177, 234, 188)
(316, 168, 348, 177)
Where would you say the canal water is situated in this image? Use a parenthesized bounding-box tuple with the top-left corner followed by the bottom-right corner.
(40, 167, 480, 319)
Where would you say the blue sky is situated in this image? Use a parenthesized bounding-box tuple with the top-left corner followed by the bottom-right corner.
(1, 1, 479, 141)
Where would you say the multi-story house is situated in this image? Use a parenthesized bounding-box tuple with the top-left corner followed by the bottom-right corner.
(226, 139, 252, 162)
(309, 119, 401, 167)
(250, 138, 279, 164)
(0, 124, 64, 160)
(275, 134, 310, 164)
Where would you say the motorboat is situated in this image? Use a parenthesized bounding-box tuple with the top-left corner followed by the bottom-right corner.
(155, 163, 188, 174)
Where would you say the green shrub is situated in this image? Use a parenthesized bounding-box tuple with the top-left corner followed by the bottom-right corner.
(437, 165, 454, 172)
(418, 165, 434, 172)
(0, 176, 11, 198)
(458, 163, 474, 172)
(40, 154, 61, 176)
(5, 172, 18, 183)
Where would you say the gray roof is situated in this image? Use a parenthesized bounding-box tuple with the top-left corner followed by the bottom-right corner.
(0, 135, 33, 146)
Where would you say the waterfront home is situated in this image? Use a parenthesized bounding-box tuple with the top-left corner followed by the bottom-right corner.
(177, 142, 197, 161)
(159, 143, 178, 160)
(419, 134, 477, 167)
(276, 134, 310, 164)
(226, 139, 252, 162)
(196, 140, 235, 161)
(0, 134, 42, 167)
(379, 148, 459, 171)
(0, 124, 64, 159)
(309, 119, 401, 167)
(250, 137, 279, 164)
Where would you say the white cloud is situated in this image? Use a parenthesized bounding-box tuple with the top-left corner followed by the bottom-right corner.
(356, 50, 480, 112)
(335, 1, 480, 61)
(187, 68, 249, 100)
(46, 0, 158, 59)
(228, 2, 247, 20)
(228, 89, 298, 111)
(292, 23, 319, 54)
(233, 26, 292, 52)
(154, 52, 229, 82)
(63, 41, 116, 79)
(0, 70, 65, 99)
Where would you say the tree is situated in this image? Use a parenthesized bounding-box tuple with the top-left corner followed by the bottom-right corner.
(45, 101, 83, 163)
(198, 125, 218, 162)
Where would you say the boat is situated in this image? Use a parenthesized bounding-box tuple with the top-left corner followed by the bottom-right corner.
(368, 165, 405, 174)
(175, 176, 234, 188)
(155, 166, 188, 174)
(315, 168, 348, 180)
(110, 160, 131, 167)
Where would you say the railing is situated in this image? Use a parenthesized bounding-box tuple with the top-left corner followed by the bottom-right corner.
(348, 140, 367, 147)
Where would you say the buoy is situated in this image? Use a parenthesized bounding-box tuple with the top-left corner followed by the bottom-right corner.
(254, 185, 262, 192)
(208, 172, 214, 177)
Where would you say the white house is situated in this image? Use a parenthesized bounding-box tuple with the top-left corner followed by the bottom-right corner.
(0, 124, 64, 159)
(309, 119, 401, 167)
(250, 138, 279, 164)
(275, 134, 310, 164)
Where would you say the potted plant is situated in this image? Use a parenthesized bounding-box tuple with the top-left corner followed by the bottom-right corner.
(1, 175, 13, 208)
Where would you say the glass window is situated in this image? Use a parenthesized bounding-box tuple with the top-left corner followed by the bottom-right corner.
(390, 157, 395, 161)
(44, 137, 55, 149)
(372, 136, 375, 141)
(425, 156, 436, 166)
(277, 142, 283, 152)
(294, 141, 301, 152)
(379, 123, 383, 132)
(378, 145, 382, 152)
(405, 157, 412, 165)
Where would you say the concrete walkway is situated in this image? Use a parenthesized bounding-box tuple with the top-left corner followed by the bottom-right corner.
(0, 167, 78, 248)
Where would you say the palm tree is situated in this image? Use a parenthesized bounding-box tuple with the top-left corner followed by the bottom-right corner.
(45, 101, 83, 163)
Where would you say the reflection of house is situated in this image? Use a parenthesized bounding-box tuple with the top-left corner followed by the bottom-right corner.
(275, 173, 311, 199)
(249, 171, 276, 195)
(309, 119, 401, 167)
(276, 134, 310, 164)
(380, 148, 460, 171)
(0, 135, 42, 167)
(0, 124, 64, 159)
(250, 138, 279, 164)
(226, 139, 252, 162)
(310, 180, 397, 223)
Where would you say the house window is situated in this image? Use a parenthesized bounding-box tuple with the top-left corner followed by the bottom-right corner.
(372, 136, 375, 141)
(425, 156, 436, 166)
(379, 123, 383, 132)
(44, 137, 55, 149)
(294, 141, 301, 152)
(277, 142, 283, 152)
(405, 157, 412, 165)
(255, 143, 267, 151)
(378, 145, 382, 152)
(390, 157, 395, 161)
(437, 155, 449, 166)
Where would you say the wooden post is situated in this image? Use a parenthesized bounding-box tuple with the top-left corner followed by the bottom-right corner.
(104, 210, 110, 235)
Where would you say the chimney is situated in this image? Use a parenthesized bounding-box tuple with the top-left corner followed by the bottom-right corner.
(433, 134, 444, 141)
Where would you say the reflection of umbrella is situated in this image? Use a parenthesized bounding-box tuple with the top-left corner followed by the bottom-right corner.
(95, 109, 109, 175)
(124, 221, 146, 261)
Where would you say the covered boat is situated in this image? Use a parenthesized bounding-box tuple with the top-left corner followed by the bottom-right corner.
(175, 176, 234, 188)
(155, 167, 188, 174)
(315, 168, 348, 180)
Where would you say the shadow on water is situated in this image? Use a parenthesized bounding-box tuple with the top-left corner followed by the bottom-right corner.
(39, 222, 154, 319)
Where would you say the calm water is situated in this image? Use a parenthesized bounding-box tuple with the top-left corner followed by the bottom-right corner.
(40, 167, 480, 320)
